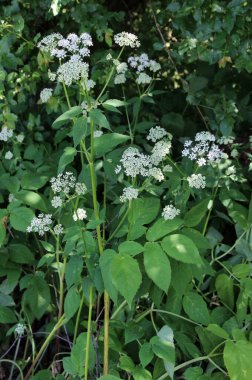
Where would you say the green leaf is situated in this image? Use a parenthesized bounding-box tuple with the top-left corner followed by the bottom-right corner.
(9, 244, 35, 264)
(64, 286, 80, 320)
(206, 324, 229, 339)
(15, 190, 48, 212)
(139, 342, 154, 368)
(161, 234, 202, 264)
(184, 198, 211, 227)
(58, 147, 77, 174)
(94, 133, 130, 156)
(183, 292, 210, 325)
(144, 242, 171, 292)
(22, 275, 51, 319)
(224, 340, 252, 380)
(10, 207, 34, 232)
(133, 367, 152, 380)
(65, 256, 83, 288)
(30, 370, 52, 380)
(98, 376, 122, 380)
(215, 274, 234, 309)
(0, 306, 17, 323)
(110, 253, 142, 305)
(118, 241, 144, 256)
(72, 117, 88, 146)
(99, 250, 118, 303)
(103, 99, 125, 107)
(52, 106, 82, 129)
(90, 108, 110, 130)
(184, 367, 210, 380)
(129, 197, 160, 226)
(146, 217, 183, 241)
(151, 327, 175, 369)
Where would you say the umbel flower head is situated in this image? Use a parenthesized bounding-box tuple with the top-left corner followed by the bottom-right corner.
(27, 214, 53, 236)
(114, 32, 140, 48)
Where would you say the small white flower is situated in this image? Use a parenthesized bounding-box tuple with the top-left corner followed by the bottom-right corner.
(73, 208, 87, 221)
(27, 214, 53, 236)
(149, 167, 164, 181)
(149, 60, 161, 72)
(48, 70, 57, 81)
(54, 224, 64, 235)
(81, 101, 88, 116)
(5, 151, 13, 160)
(114, 32, 140, 48)
(231, 149, 239, 158)
(8, 193, 16, 203)
(151, 140, 172, 165)
(120, 147, 152, 177)
(86, 79, 96, 90)
(115, 165, 122, 174)
(114, 74, 126, 84)
(147, 126, 168, 143)
(40, 88, 53, 103)
(116, 62, 128, 74)
(197, 158, 206, 166)
(75, 182, 87, 195)
(51, 196, 62, 208)
(15, 323, 26, 336)
(136, 72, 152, 85)
(106, 53, 113, 60)
(0, 127, 13, 142)
(217, 136, 235, 145)
(16, 134, 24, 143)
(162, 204, 180, 220)
(195, 132, 215, 142)
(187, 173, 206, 189)
(50, 172, 76, 194)
(94, 131, 103, 138)
(120, 186, 139, 202)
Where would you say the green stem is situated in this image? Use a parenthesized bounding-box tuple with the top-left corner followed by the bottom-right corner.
(58, 256, 67, 320)
(84, 287, 93, 380)
(107, 206, 130, 243)
(211, 230, 247, 264)
(111, 300, 127, 319)
(73, 293, 85, 344)
(166, 156, 185, 176)
(202, 185, 219, 236)
(62, 81, 71, 109)
(24, 315, 66, 380)
(136, 308, 202, 326)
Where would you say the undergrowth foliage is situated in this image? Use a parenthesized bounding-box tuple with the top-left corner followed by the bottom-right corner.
(0, 2, 252, 380)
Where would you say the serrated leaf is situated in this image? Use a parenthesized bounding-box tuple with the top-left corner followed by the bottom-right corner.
(0, 306, 17, 323)
(206, 324, 229, 339)
(52, 106, 82, 129)
(129, 197, 160, 226)
(15, 190, 48, 212)
(144, 242, 171, 292)
(110, 253, 142, 305)
(139, 342, 154, 368)
(118, 241, 144, 256)
(161, 234, 202, 264)
(72, 117, 88, 146)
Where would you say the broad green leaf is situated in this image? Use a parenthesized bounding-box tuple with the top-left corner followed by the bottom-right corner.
(146, 218, 183, 241)
(64, 286, 80, 320)
(129, 197, 160, 226)
(133, 367, 152, 380)
(30, 370, 52, 380)
(184, 198, 211, 227)
(110, 253, 142, 305)
(161, 234, 202, 264)
(103, 99, 125, 107)
(15, 190, 48, 212)
(90, 108, 110, 130)
(207, 324, 229, 339)
(99, 249, 118, 303)
(139, 342, 154, 368)
(144, 242, 171, 292)
(183, 292, 210, 325)
(52, 106, 82, 129)
(181, 228, 211, 251)
(9, 244, 35, 264)
(98, 376, 122, 380)
(184, 367, 211, 380)
(94, 133, 130, 156)
(157, 326, 175, 379)
(65, 256, 83, 288)
(22, 275, 51, 319)
(58, 147, 77, 174)
(72, 117, 88, 146)
(119, 355, 135, 372)
(10, 207, 34, 232)
(21, 172, 49, 190)
(0, 306, 17, 323)
(215, 274, 234, 309)
(224, 340, 252, 380)
(119, 241, 144, 256)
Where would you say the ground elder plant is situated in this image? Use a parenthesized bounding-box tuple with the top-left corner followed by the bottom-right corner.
(0, 26, 252, 380)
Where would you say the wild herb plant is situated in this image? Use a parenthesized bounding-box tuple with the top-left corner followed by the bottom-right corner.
(0, 8, 252, 380)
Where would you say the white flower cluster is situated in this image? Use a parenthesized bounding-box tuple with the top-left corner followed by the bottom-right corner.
(147, 126, 168, 143)
(151, 140, 172, 165)
(54, 224, 64, 235)
(38, 33, 93, 86)
(162, 204, 180, 220)
(50, 172, 87, 208)
(120, 186, 139, 202)
(148, 167, 164, 181)
(187, 173, 206, 189)
(94, 130, 103, 138)
(120, 147, 152, 177)
(182, 132, 225, 166)
(114, 32, 140, 48)
(136, 73, 152, 85)
(128, 53, 161, 73)
(40, 88, 53, 103)
(15, 323, 26, 336)
(0, 127, 13, 141)
(217, 136, 235, 145)
(27, 214, 53, 236)
(16, 134, 24, 143)
(5, 151, 13, 160)
(73, 208, 87, 221)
